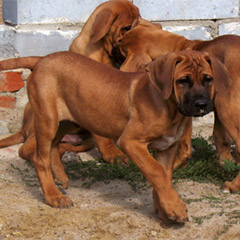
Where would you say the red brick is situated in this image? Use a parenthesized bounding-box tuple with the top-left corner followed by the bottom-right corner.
(0, 96, 15, 108)
(0, 72, 24, 92)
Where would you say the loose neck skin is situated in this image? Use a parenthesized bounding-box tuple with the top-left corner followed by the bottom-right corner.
(161, 30, 203, 51)
(147, 29, 203, 59)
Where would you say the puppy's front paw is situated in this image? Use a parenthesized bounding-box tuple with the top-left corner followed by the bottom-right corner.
(54, 176, 69, 190)
(152, 189, 188, 224)
(45, 190, 73, 208)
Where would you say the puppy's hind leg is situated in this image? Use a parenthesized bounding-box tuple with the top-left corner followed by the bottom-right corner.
(32, 112, 73, 208)
(213, 111, 233, 164)
(224, 139, 240, 193)
(220, 120, 240, 193)
(93, 134, 128, 165)
(51, 121, 82, 189)
(18, 134, 36, 162)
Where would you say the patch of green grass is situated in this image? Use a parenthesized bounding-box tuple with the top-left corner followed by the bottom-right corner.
(173, 137, 240, 185)
(192, 213, 215, 225)
(203, 194, 224, 203)
(8, 136, 240, 192)
(214, 210, 240, 240)
(226, 209, 240, 219)
(214, 224, 231, 240)
(182, 194, 224, 205)
(10, 163, 39, 187)
(182, 197, 205, 204)
(65, 158, 149, 190)
(63, 137, 240, 190)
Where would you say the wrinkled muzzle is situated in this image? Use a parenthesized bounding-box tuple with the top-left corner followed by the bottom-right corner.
(178, 93, 214, 117)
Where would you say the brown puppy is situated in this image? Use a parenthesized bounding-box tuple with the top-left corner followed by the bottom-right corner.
(2, 50, 229, 223)
(119, 19, 192, 169)
(0, 0, 140, 167)
(70, 0, 140, 163)
(0, 57, 95, 188)
(70, 0, 140, 67)
(118, 18, 236, 166)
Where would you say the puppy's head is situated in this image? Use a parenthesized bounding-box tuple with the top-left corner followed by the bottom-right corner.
(90, 0, 140, 53)
(117, 18, 163, 71)
(145, 50, 231, 117)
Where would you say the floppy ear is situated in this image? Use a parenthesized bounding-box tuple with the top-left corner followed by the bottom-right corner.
(90, 9, 115, 42)
(138, 18, 162, 29)
(145, 53, 181, 99)
(206, 56, 232, 97)
(130, 17, 140, 29)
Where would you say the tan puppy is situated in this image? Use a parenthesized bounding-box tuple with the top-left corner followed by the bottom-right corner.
(70, 0, 140, 164)
(118, 18, 235, 164)
(0, 0, 140, 167)
(70, 0, 140, 67)
(119, 18, 240, 193)
(119, 19, 192, 169)
(1, 50, 230, 223)
(0, 57, 95, 188)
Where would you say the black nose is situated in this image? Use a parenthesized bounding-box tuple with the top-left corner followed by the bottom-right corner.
(194, 99, 208, 109)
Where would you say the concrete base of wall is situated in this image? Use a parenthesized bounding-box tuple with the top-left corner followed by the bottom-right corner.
(0, 24, 81, 59)
(1, 20, 240, 60)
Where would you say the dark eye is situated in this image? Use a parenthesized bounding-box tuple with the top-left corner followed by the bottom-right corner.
(203, 74, 213, 86)
(176, 76, 193, 87)
(121, 25, 132, 32)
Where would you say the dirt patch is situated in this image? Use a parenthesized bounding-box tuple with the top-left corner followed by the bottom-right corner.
(0, 108, 240, 239)
(0, 142, 240, 240)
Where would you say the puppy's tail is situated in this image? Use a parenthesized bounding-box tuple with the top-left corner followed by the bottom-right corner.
(0, 131, 25, 148)
(0, 57, 42, 71)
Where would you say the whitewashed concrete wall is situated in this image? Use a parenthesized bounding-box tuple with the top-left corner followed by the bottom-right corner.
(1, 0, 240, 58)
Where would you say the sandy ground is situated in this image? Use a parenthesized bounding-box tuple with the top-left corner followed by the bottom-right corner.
(0, 109, 240, 240)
